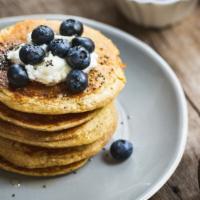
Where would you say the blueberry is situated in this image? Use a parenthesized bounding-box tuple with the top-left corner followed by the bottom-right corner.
(110, 139, 133, 161)
(66, 46, 90, 70)
(49, 39, 71, 58)
(72, 37, 95, 53)
(31, 25, 54, 45)
(19, 44, 45, 65)
(66, 69, 88, 93)
(60, 19, 83, 36)
(7, 64, 29, 88)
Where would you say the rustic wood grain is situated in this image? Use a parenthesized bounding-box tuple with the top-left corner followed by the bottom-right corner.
(0, 0, 199, 199)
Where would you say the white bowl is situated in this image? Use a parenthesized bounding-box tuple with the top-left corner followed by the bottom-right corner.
(116, 0, 198, 28)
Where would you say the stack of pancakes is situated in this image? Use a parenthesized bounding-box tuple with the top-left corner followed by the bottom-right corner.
(0, 20, 126, 176)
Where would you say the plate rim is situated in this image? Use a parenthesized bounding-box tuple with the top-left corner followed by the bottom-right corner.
(0, 14, 188, 200)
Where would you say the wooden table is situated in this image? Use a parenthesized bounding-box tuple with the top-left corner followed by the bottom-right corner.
(0, 0, 200, 199)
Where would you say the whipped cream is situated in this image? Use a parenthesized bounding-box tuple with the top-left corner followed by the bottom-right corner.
(7, 34, 98, 85)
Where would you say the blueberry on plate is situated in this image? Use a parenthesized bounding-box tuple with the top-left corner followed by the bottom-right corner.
(72, 37, 95, 53)
(110, 139, 133, 161)
(66, 69, 88, 93)
(66, 46, 90, 70)
(31, 25, 54, 45)
(19, 44, 45, 65)
(49, 39, 71, 58)
(60, 19, 83, 36)
(7, 64, 29, 88)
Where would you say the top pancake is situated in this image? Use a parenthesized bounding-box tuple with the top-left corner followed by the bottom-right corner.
(0, 19, 126, 114)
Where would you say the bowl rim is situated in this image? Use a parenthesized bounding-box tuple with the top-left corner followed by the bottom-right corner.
(118, 0, 196, 5)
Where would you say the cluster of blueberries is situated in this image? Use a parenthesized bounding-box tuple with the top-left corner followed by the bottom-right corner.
(7, 19, 95, 93)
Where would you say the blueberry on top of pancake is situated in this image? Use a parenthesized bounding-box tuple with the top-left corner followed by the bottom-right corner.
(31, 25, 54, 45)
(0, 19, 126, 114)
(60, 19, 83, 36)
(71, 37, 95, 53)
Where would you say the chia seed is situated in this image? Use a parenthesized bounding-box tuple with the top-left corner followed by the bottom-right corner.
(45, 60, 53, 67)
(0, 55, 9, 69)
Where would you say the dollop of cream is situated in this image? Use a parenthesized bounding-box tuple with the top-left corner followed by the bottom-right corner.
(7, 46, 22, 64)
(25, 53, 71, 85)
(7, 34, 98, 86)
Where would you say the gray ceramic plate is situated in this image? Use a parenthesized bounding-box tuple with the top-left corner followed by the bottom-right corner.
(0, 15, 187, 200)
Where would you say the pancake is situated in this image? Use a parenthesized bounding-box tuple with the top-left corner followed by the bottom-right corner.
(0, 102, 100, 131)
(0, 156, 87, 176)
(0, 19, 126, 114)
(0, 121, 115, 169)
(0, 103, 117, 148)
